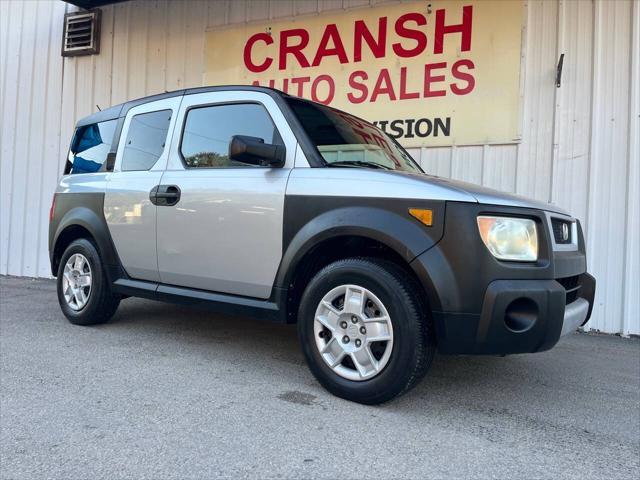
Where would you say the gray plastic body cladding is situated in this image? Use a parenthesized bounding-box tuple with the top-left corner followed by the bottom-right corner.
(111, 278, 288, 323)
(49, 192, 122, 280)
(410, 202, 591, 354)
(476, 279, 566, 354)
(276, 195, 446, 290)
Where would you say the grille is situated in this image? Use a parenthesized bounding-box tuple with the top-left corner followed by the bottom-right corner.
(557, 275, 581, 304)
(551, 218, 573, 244)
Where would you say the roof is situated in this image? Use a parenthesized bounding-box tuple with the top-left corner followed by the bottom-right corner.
(76, 85, 287, 127)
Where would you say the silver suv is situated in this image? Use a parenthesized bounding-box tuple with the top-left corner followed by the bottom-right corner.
(49, 86, 596, 404)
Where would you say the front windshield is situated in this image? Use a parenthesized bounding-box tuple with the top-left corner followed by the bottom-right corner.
(285, 98, 422, 173)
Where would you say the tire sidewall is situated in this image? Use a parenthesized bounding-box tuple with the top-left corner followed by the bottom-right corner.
(57, 238, 107, 324)
(298, 260, 424, 403)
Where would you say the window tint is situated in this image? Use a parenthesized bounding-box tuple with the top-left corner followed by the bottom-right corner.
(121, 109, 172, 171)
(66, 119, 117, 174)
(181, 103, 283, 168)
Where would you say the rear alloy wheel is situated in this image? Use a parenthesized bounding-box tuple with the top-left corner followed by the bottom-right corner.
(298, 258, 435, 405)
(62, 253, 93, 311)
(57, 238, 120, 326)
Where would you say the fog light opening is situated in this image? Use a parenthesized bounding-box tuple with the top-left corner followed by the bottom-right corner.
(504, 297, 539, 333)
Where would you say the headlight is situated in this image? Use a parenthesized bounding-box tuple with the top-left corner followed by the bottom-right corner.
(477, 216, 538, 261)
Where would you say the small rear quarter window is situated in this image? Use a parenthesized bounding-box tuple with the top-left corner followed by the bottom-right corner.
(66, 119, 117, 174)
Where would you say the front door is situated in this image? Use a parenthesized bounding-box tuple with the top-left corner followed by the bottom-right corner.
(104, 96, 182, 282)
(156, 92, 297, 299)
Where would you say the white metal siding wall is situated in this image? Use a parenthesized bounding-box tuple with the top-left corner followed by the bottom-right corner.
(1, 0, 67, 279)
(0, 0, 638, 335)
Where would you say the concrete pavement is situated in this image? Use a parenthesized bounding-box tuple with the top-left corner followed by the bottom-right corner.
(1, 276, 639, 479)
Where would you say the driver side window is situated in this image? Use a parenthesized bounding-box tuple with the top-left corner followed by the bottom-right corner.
(180, 103, 283, 168)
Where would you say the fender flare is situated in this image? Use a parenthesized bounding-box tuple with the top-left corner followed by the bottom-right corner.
(275, 205, 444, 290)
(51, 205, 121, 277)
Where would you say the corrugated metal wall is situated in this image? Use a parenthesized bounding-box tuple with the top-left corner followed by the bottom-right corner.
(1, 0, 638, 335)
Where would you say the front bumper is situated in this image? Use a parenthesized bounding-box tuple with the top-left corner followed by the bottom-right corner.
(409, 202, 596, 355)
(430, 273, 595, 354)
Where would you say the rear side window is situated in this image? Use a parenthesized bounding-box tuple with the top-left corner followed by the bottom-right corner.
(121, 109, 172, 171)
(66, 119, 117, 174)
(180, 103, 283, 168)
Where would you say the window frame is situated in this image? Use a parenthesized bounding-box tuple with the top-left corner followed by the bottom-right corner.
(120, 108, 173, 172)
(177, 100, 285, 170)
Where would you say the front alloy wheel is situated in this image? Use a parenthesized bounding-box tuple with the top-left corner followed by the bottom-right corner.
(298, 257, 435, 405)
(314, 284, 393, 381)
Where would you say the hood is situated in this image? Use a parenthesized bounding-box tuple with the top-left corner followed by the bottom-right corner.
(402, 172, 570, 215)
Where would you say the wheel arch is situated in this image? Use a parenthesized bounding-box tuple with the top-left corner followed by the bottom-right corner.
(50, 205, 121, 281)
(276, 206, 443, 323)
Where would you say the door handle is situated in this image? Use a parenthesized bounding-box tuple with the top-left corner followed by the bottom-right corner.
(150, 185, 181, 206)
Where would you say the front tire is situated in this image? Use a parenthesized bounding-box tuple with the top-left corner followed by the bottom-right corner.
(56, 238, 120, 325)
(298, 258, 435, 405)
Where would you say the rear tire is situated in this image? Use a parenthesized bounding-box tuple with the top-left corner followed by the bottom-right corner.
(298, 257, 435, 405)
(56, 238, 120, 325)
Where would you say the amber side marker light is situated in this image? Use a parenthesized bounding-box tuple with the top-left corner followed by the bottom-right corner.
(409, 208, 433, 227)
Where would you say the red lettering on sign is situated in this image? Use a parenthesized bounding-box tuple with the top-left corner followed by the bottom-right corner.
(392, 13, 427, 58)
(279, 29, 310, 70)
(251, 79, 276, 88)
(424, 62, 447, 97)
(244, 4, 480, 108)
(290, 76, 311, 96)
(371, 68, 396, 102)
(312, 24, 349, 66)
(399, 67, 419, 100)
(451, 59, 475, 95)
(243, 32, 274, 73)
(347, 71, 369, 104)
(311, 75, 335, 104)
(434, 5, 473, 55)
(353, 17, 387, 62)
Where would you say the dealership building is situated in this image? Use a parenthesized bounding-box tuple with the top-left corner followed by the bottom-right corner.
(0, 0, 638, 335)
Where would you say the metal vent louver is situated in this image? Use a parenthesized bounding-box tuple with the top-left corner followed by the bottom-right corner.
(62, 9, 101, 57)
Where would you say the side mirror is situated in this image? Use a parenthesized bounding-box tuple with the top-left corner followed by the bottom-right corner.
(105, 152, 116, 171)
(229, 135, 286, 167)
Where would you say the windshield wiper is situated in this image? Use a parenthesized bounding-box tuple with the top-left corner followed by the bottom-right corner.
(327, 160, 392, 170)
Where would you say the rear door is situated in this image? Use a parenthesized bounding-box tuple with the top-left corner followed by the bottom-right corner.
(156, 91, 297, 299)
(104, 96, 182, 282)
